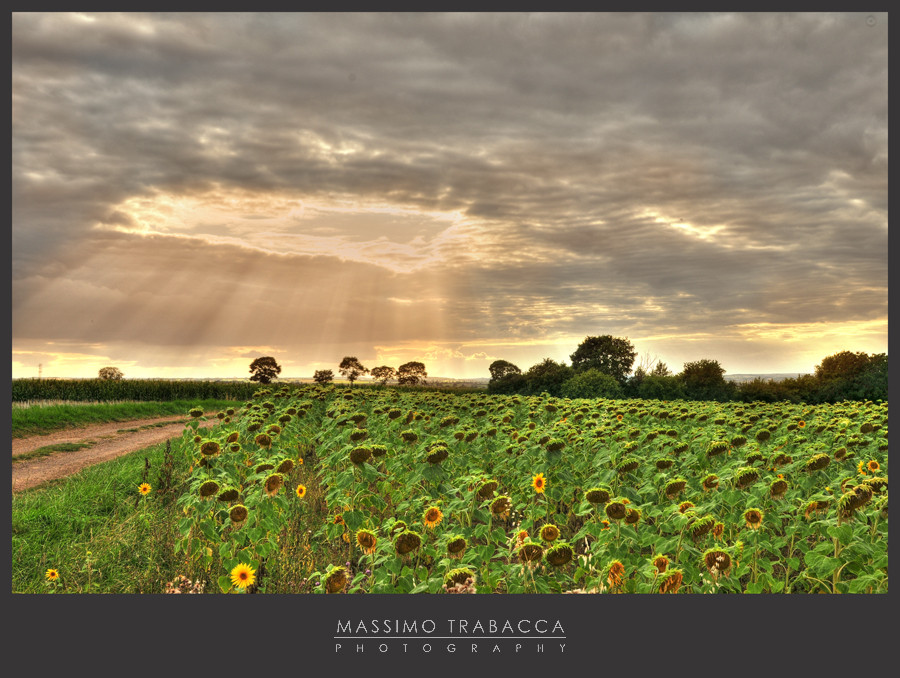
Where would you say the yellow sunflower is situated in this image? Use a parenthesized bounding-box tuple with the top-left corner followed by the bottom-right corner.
(423, 506, 443, 529)
(230, 563, 256, 591)
(45, 568, 59, 582)
(867, 460, 880, 473)
(296, 484, 307, 498)
(532, 472, 547, 494)
(138, 483, 151, 496)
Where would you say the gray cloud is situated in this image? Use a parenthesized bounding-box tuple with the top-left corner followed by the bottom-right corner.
(12, 12, 887, 377)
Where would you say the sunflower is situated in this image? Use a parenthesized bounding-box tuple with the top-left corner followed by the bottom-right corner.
(295, 484, 307, 498)
(857, 461, 868, 476)
(230, 563, 256, 591)
(625, 507, 641, 527)
(769, 478, 789, 500)
(199, 480, 220, 498)
(264, 473, 284, 497)
(394, 530, 422, 556)
(605, 499, 628, 521)
(324, 566, 348, 594)
(517, 541, 544, 566)
(229, 504, 249, 527)
(356, 529, 377, 554)
(423, 506, 444, 529)
(490, 495, 512, 519)
(138, 483, 151, 496)
(743, 508, 763, 530)
(702, 548, 732, 581)
(45, 568, 60, 582)
(540, 523, 560, 542)
(867, 460, 880, 473)
(599, 520, 611, 531)
(585, 488, 610, 504)
(702, 474, 719, 492)
(607, 560, 626, 589)
(447, 536, 467, 558)
(200, 440, 220, 456)
(652, 555, 669, 574)
(545, 542, 574, 567)
(532, 473, 547, 494)
(658, 569, 683, 594)
(678, 501, 695, 514)
(797, 420, 806, 428)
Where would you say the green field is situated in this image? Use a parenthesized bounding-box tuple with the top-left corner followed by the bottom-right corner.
(13, 386, 888, 594)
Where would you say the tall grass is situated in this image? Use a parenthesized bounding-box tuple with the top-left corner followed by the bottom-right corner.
(12, 379, 261, 403)
(12, 399, 237, 438)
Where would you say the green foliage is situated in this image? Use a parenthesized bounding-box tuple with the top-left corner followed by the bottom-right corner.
(522, 358, 574, 397)
(560, 369, 622, 399)
(313, 369, 334, 384)
(569, 335, 637, 384)
(397, 361, 427, 386)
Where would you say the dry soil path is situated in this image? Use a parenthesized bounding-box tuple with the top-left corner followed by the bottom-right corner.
(12, 415, 217, 493)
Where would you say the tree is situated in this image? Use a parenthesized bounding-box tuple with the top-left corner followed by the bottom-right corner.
(523, 358, 574, 397)
(338, 356, 369, 387)
(815, 350, 876, 382)
(488, 360, 522, 382)
(679, 359, 732, 401)
(313, 369, 334, 384)
(370, 365, 397, 386)
(249, 356, 282, 384)
(560, 369, 622, 399)
(98, 366, 124, 380)
(397, 361, 427, 386)
(569, 335, 637, 384)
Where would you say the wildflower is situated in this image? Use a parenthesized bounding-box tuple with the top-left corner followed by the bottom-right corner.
(423, 506, 443, 529)
(532, 472, 547, 494)
(45, 569, 59, 582)
(230, 563, 256, 591)
(296, 484, 307, 498)
(138, 483, 151, 496)
(743, 508, 763, 530)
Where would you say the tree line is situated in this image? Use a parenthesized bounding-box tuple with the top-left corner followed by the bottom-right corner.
(487, 335, 887, 404)
(248, 355, 428, 388)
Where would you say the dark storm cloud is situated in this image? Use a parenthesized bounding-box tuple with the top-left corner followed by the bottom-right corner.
(11, 12, 887, 375)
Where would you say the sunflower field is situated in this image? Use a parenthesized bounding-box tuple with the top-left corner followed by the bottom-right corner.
(172, 385, 887, 594)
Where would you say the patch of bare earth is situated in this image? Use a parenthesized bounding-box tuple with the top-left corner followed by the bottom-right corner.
(12, 415, 217, 493)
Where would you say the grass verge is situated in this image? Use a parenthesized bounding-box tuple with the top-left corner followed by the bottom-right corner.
(12, 399, 239, 438)
(13, 442, 94, 463)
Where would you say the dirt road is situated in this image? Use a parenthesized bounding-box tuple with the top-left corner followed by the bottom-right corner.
(12, 415, 217, 493)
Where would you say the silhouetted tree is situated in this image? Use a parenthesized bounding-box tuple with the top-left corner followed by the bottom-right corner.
(98, 366, 124, 380)
(570, 335, 637, 385)
(371, 365, 397, 386)
(313, 369, 334, 384)
(560, 369, 622, 399)
(523, 358, 574, 397)
(488, 360, 522, 381)
(397, 361, 427, 386)
(680, 359, 732, 401)
(338, 356, 369, 387)
(249, 356, 282, 384)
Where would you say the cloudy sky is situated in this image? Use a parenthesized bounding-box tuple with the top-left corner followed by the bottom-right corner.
(11, 12, 888, 380)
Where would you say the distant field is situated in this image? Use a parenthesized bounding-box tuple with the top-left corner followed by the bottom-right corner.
(12, 379, 261, 403)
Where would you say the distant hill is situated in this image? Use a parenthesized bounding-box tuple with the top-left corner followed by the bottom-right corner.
(724, 373, 811, 384)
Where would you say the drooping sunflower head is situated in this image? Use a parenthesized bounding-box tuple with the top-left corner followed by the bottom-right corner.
(350, 429, 369, 443)
(217, 486, 240, 502)
(702, 548, 732, 580)
(540, 523, 560, 542)
(356, 529, 377, 554)
(349, 446, 372, 465)
(743, 508, 763, 530)
(423, 506, 444, 529)
(254, 433, 273, 449)
(200, 440, 221, 457)
(229, 504, 249, 527)
(652, 554, 669, 574)
(477, 480, 499, 499)
(138, 482, 152, 496)
(425, 444, 449, 464)
(255, 462, 275, 474)
(625, 507, 642, 526)
(490, 495, 512, 518)
(324, 565, 348, 594)
(678, 501, 695, 514)
(264, 473, 284, 497)
(658, 568, 683, 594)
(702, 474, 719, 492)
(712, 522, 725, 539)
(517, 541, 544, 566)
(545, 542, 574, 567)
(275, 458, 295, 474)
(199, 480, 220, 498)
(607, 560, 626, 588)
(225, 431, 240, 443)
(230, 563, 256, 591)
(189, 407, 204, 418)
(585, 487, 611, 505)
(805, 453, 831, 472)
(769, 478, 789, 500)
(394, 530, 422, 556)
(370, 444, 388, 458)
(664, 478, 688, 499)
(606, 499, 628, 521)
(734, 467, 760, 489)
(447, 536, 467, 557)
(688, 514, 716, 541)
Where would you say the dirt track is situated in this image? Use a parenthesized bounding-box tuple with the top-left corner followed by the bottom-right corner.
(12, 415, 216, 493)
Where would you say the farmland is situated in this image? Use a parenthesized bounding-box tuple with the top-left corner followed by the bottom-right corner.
(14, 383, 887, 594)
(166, 384, 887, 594)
